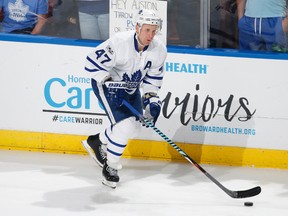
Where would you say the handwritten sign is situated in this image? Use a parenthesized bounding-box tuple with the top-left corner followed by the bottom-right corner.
(109, 0, 167, 44)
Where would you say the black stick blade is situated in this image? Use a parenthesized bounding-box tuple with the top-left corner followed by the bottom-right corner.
(121, 100, 263, 200)
(232, 186, 261, 198)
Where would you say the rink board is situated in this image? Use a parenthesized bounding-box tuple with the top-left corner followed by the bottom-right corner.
(1, 34, 288, 169)
(1, 130, 288, 169)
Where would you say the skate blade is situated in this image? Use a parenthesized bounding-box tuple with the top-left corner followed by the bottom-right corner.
(81, 140, 103, 168)
(102, 179, 117, 189)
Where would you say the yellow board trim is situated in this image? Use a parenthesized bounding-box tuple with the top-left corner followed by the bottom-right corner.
(1, 130, 288, 169)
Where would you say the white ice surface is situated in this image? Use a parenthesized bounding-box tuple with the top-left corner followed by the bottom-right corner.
(0, 149, 287, 216)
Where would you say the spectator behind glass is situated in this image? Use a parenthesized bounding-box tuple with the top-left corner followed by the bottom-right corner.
(0, 0, 48, 34)
(48, 0, 59, 17)
(42, 0, 81, 39)
(0, 6, 3, 22)
(237, 0, 287, 52)
(211, 0, 238, 49)
(0, 6, 3, 31)
(76, 0, 109, 40)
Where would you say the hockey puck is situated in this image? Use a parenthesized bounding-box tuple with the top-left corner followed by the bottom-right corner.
(244, 202, 253, 207)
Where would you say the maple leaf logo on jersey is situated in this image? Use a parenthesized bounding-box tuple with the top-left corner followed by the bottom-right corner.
(8, 0, 29, 22)
(122, 70, 142, 93)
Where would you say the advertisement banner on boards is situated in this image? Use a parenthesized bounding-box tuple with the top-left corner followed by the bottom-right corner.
(1, 41, 288, 150)
(153, 53, 288, 150)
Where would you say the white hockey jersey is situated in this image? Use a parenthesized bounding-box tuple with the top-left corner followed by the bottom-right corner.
(85, 30, 167, 95)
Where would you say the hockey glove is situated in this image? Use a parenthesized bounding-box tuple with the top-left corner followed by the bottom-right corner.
(105, 81, 127, 107)
(141, 92, 162, 127)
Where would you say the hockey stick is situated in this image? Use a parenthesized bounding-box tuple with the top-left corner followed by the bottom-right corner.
(122, 99, 261, 199)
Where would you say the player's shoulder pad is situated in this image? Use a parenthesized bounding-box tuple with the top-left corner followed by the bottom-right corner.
(110, 31, 134, 45)
(106, 31, 134, 55)
(151, 36, 167, 53)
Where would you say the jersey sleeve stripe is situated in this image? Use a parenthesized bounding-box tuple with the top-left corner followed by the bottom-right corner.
(86, 56, 107, 71)
(145, 74, 163, 80)
(85, 67, 99, 72)
(143, 80, 161, 88)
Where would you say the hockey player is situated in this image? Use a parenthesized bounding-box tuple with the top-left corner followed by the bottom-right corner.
(82, 9, 167, 188)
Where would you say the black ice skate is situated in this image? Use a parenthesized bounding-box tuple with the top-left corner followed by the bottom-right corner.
(102, 160, 120, 189)
(81, 134, 106, 168)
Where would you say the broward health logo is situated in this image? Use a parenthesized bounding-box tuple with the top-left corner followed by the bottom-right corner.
(165, 62, 208, 74)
